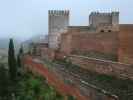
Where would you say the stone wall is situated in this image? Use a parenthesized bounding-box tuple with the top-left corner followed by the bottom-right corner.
(118, 24, 133, 64)
(89, 12, 119, 32)
(48, 10, 69, 49)
(40, 47, 55, 60)
(23, 55, 118, 100)
(69, 55, 133, 80)
(60, 30, 119, 57)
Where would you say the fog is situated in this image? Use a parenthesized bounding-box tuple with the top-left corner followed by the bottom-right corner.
(0, 0, 133, 40)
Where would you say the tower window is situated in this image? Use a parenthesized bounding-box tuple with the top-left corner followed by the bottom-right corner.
(100, 30, 104, 32)
(108, 30, 112, 32)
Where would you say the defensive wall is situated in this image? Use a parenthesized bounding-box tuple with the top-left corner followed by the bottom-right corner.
(47, 10, 133, 64)
(118, 24, 133, 64)
(37, 47, 133, 81)
(23, 55, 118, 100)
(69, 55, 133, 80)
(60, 29, 119, 57)
(48, 10, 69, 49)
(40, 47, 55, 60)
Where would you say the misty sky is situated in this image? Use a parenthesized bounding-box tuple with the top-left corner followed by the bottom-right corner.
(0, 0, 133, 40)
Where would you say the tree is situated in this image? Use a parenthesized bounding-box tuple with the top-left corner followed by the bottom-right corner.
(17, 54, 21, 68)
(17, 45, 23, 68)
(19, 45, 24, 55)
(17, 45, 24, 75)
(0, 64, 9, 99)
(8, 38, 17, 81)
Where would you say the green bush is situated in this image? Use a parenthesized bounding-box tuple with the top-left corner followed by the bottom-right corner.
(16, 73, 65, 100)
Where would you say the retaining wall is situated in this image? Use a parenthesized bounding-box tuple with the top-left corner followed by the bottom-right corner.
(23, 55, 118, 100)
(69, 55, 133, 80)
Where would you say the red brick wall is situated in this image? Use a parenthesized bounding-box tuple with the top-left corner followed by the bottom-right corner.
(69, 55, 133, 80)
(60, 30, 119, 56)
(60, 32, 72, 55)
(23, 55, 118, 100)
(119, 25, 133, 64)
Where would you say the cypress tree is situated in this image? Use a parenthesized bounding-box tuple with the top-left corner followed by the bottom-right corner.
(0, 64, 9, 99)
(8, 38, 17, 81)
(17, 54, 21, 68)
(19, 45, 23, 55)
(17, 45, 23, 68)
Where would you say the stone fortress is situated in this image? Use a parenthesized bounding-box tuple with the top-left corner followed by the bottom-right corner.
(89, 12, 119, 32)
(48, 10, 69, 49)
(48, 10, 133, 64)
(27, 10, 133, 100)
(48, 10, 119, 49)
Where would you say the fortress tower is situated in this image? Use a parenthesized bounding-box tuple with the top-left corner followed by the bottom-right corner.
(89, 12, 119, 32)
(48, 10, 69, 49)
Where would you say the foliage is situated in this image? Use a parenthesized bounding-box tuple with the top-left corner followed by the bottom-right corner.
(67, 95, 76, 100)
(8, 38, 17, 81)
(16, 73, 65, 100)
(0, 64, 10, 99)
(19, 45, 23, 55)
(17, 46, 25, 79)
(17, 45, 24, 68)
(17, 54, 21, 68)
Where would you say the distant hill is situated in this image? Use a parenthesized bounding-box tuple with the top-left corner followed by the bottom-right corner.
(0, 38, 21, 49)
(0, 38, 21, 55)
(0, 48, 8, 56)
(0, 38, 9, 49)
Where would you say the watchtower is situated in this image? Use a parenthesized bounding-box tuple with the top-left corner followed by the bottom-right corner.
(89, 11, 119, 32)
(48, 10, 69, 49)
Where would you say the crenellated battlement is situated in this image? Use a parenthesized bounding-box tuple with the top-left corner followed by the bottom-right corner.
(48, 10, 69, 16)
(89, 11, 119, 32)
(90, 11, 119, 16)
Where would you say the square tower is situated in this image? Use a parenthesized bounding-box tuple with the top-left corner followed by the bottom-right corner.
(48, 10, 69, 49)
(89, 12, 119, 32)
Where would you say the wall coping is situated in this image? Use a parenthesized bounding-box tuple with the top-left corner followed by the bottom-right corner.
(70, 55, 131, 66)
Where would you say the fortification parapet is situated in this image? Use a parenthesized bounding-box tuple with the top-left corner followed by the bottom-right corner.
(112, 12, 119, 15)
(48, 10, 69, 16)
(90, 11, 118, 16)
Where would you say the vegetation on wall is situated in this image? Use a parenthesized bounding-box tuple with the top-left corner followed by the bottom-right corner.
(16, 72, 65, 100)
(0, 38, 76, 100)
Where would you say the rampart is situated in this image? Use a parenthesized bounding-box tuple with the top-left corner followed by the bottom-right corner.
(23, 55, 118, 100)
(69, 55, 133, 80)
(118, 24, 133, 64)
(60, 30, 119, 57)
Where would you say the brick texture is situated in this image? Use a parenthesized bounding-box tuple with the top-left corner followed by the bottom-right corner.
(23, 55, 118, 100)
(60, 30, 119, 57)
(69, 55, 133, 80)
(119, 25, 133, 64)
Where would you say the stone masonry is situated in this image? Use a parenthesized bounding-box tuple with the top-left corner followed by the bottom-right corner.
(89, 12, 119, 32)
(47, 10, 133, 64)
(48, 10, 69, 49)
